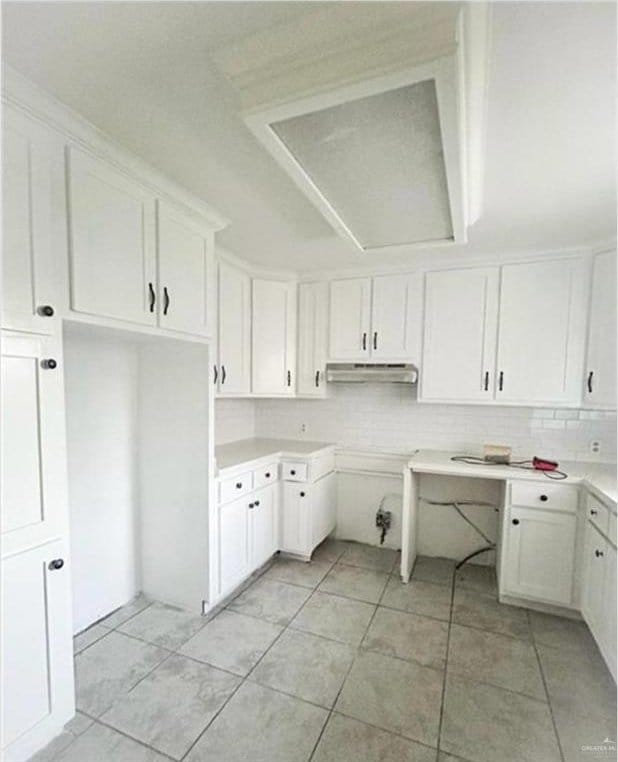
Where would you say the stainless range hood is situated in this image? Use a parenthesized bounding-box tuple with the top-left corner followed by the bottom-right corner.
(326, 363, 418, 384)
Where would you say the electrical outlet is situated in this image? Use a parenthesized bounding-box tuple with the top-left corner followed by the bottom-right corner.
(590, 440, 601, 454)
(300, 423, 306, 434)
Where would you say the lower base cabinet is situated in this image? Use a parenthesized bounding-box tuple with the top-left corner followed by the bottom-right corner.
(502, 506, 576, 606)
(582, 520, 617, 679)
(249, 484, 278, 569)
(1, 540, 74, 762)
(281, 472, 336, 558)
(217, 495, 250, 597)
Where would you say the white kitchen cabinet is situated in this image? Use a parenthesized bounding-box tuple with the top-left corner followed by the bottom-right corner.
(157, 201, 214, 337)
(311, 472, 337, 548)
(329, 277, 371, 360)
(421, 267, 499, 402)
(217, 494, 249, 596)
(2, 107, 59, 334)
(371, 274, 419, 360)
(67, 147, 157, 326)
(584, 249, 616, 409)
(582, 516, 617, 679)
(249, 484, 278, 568)
(1, 540, 74, 762)
(251, 278, 296, 396)
(297, 282, 329, 397)
(502, 505, 576, 605)
(281, 482, 311, 556)
(495, 258, 586, 404)
(217, 261, 251, 395)
(1, 332, 69, 555)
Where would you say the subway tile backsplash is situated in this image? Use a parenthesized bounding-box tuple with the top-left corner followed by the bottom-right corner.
(215, 384, 616, 463)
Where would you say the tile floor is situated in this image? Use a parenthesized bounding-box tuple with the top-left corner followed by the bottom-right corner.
(32, 540, 617, 762)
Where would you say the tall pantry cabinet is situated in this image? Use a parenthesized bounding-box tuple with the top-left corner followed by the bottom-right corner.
(1, 106, 75, 762)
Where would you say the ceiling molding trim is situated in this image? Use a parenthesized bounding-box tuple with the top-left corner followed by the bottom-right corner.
(2, 65, 230, 231)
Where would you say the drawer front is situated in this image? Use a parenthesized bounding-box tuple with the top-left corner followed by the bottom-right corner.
(510, 481, 578, 513)
(253, 462, 278, 490)
(587, 493, 610, 536)
(219, 471, 253, 504)
(282, 461, 308, 482)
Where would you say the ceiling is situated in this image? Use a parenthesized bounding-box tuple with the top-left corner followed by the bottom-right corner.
(2, 1, 616, 272)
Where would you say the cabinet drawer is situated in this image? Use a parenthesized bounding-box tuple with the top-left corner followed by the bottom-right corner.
(219, 471, 253, 504)
(587, 493, 610, 536)
(282, 461, 308, 482)
(510, 481, 578, 513)
(253, 462, 278, 490)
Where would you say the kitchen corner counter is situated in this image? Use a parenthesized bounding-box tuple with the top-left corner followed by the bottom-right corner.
(214, 438, 335, 475)
(407, 449, 617, 506)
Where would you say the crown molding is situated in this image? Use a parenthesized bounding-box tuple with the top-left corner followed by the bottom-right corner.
(2, 65, 229, 231)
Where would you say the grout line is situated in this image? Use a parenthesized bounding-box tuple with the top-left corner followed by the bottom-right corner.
(527, 610, 567, 762)
(435, 568, 456, 757)
(81, 716, 178, 761)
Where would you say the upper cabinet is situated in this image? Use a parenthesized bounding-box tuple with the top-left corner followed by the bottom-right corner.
(67, 148, 157, 326)
(495, 259, 586, 404)
(421, 267, 499, 402)
(420, 257, 587, 406)
(329, 274, 419, 362)
(157, 201, 215, 337)
(67, 148, 217, 337)
(252, 278, 297, 396)
(297, 282, 329, 397)
(217, 261, 251, 396)
(2, 107, 59, 334)
(329, 277, 371, 359)
(584, 250, 616, 409)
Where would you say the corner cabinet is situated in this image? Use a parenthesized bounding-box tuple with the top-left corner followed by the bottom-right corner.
(420, 257, 587, 406)
(216, 261, 251, 395)
(297, 282, 329, 397)
(583, 249, 616, 409)
(2, 106, 60, 334)
(329, 274, 419, 362)
(251, 279, 297, 396)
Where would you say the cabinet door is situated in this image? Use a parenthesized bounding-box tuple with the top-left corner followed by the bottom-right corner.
(329, 278, 371, 360)
(2, 108, 58, 334)
(1, 540, 74, 762)
(496, 258, 586, 404)
(218, 262, 251, 395)
(581, 521, 608, 641)
(371, 274, 420, 361)
(603, 543, 617, 679)
(252, 279, 297, 396)
(217, 495, 249, 596)
(311, 472, 337, 549)
(67, 148, 157, 326)
(1, 333, 69, 555)
(503, 507, 576, 605)
(281, 483, 311, 556)
(157, 201, 214, 337)
(585, 250, 616, 408)
(297, 282, 328, 397)
(421, 267, 499, 402)
(250, 484, 278, 569)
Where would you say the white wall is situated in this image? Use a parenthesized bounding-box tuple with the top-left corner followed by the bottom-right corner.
(255, 384, 617, 463)
(215, 398, 256, 445)
(64, 334, 140, 633)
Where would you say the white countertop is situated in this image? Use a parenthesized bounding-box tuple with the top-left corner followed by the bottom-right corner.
(408, 450, 617, 505)
(215, 438, 335, 473)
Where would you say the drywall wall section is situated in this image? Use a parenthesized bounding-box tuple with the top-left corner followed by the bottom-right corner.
(64, 333, 140, 633)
